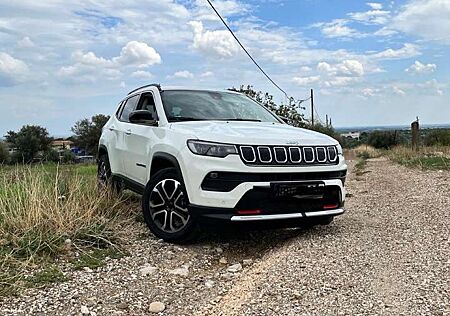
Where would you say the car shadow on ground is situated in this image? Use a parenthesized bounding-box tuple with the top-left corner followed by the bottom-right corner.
(192, 223, 342, 261)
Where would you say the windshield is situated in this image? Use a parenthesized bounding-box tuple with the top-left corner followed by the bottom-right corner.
(160, 90, 281, 123)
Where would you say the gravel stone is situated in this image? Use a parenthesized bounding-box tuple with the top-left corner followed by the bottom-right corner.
(227, 263, 242, 273)
(139, 264, 157, 276)
(1, 158, 449, 316)
(148, 301, 165, 313)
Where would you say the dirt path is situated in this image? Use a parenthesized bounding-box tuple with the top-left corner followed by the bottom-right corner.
(1, 158, 449, 315)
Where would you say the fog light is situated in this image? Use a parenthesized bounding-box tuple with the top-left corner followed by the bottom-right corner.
(210, 172, 219, 179)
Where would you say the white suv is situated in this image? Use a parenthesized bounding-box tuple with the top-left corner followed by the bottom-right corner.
(98, 84, 347, 242)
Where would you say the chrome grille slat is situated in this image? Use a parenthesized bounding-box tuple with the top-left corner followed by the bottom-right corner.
(257, 146, 272, 163)
(238, 145, 339, 166)
(274, 147, 287, 163)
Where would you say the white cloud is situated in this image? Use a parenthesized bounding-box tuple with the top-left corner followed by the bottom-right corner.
(17, 36, 35, 48)
(113, 41, 161, 67)
(169, 70, 194, 79)
(367, 2, 383, 10)
(200, 71, 214, 77)
(393, 0, 450, 43)
(189, 21, 240, 58)
(418, 79, 445, 95)
(371, 43, 420, 59)
(299, 66, 312, 72)
(131, 70, 153, 79)
(0, 52, 29, 86)
(317, 60, 364, 77)
(349, 9, 390, 25)
(58, 41, 161, 83)
(361, 87, 378, 97)
(292, 76, 320, 86)
(192, 0, 249, 21)
(405, 60, 437, 74)
(393, 86, 406, 96)
(315, 19, 364, 38)
(373, 27, 397, 37)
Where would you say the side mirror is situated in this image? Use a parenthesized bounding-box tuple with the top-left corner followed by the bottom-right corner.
(279, 116, 289, 124)
(129, 110, 158, 126)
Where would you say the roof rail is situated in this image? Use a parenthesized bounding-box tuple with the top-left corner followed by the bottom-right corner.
(128, 83, 162, 95)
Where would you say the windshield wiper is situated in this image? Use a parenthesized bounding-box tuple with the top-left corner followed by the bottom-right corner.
(169, 117, 206, 122)
(218, 118, 262, 122)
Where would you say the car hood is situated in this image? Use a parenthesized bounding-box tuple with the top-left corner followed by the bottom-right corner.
(168, 121, 338, 146)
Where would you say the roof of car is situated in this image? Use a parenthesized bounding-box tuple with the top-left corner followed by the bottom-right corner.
(128, 84, 242, 96)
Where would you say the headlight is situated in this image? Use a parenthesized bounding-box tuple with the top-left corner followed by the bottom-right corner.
(336, 144, 343, 155)
(187, 140, 238, 158)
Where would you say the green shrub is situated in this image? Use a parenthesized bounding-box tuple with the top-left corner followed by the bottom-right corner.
(424, 129, 450, 146)
(367, 131, 404, 149)
(61, 150, 76, 164)
(307, 123, 341, 141)
(43, 149, 60, 163)
(0, 142, 9, 164)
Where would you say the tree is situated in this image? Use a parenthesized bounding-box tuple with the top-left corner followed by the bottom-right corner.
(5, 125, 52, 163)
(424, 129, 450, 146)
(366, 131, 404, 149)
(71, 114, 110, 155)
(0, 142, 9, 164)
(228, 85, 307, 127)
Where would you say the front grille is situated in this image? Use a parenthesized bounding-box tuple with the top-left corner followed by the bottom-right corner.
(238, 145, 339, 166)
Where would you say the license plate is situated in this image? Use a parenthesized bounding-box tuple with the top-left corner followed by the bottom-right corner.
(271, 181, 325, 198)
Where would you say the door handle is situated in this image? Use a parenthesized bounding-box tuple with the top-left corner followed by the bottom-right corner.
(125, 129, 132, 135)
(109, 125, 115, 131)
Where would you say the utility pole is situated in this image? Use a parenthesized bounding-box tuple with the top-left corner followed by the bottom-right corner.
(326, 114, 329, 127)
(310, 88, 314, 127)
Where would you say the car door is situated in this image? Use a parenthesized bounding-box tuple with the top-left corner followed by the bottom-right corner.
(115, 94, 140, 178)
(125, 92, 159, 184)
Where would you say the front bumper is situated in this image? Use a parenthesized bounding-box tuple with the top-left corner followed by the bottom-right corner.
(179, 147, 348, 211)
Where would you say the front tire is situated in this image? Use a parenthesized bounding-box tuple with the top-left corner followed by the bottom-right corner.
(142, 167, 197, 243)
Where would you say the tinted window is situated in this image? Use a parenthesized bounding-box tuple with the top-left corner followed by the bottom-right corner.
(120, 95, 140, 122)
(160, 90, 281, 123)
(137, 93, 157, 120)
(115, 101, 124, 118)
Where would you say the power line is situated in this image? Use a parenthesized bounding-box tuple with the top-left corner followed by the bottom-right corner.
(205, 0, 290, 100)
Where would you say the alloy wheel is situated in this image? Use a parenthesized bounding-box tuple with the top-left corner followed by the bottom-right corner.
(149, 179, 190, 233)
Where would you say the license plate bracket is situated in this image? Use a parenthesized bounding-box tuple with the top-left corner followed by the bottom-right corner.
(270, 181, 325, 198)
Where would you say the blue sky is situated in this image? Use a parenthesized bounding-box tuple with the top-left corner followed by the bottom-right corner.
(0, 0, 449, 136)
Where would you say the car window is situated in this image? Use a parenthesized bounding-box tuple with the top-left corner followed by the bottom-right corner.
(115, 101, 124, 118)
(136, 93, 157, 120)
(120, 95, 140, 122)
(160, 90, 281, 123)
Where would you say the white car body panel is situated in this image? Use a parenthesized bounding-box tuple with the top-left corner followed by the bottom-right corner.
(99, 86, 347, 218)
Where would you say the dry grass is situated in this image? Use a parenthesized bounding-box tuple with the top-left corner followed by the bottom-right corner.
(352, 145, 382, 159)
(0, 164, 137, 295)
(387, 146, 450, 171)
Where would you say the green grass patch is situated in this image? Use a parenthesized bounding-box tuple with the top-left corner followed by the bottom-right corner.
(25, 266, 68, 288)
(391, 156, 450, 171)
(354, 157, 369, 176)
(387, 146, 450, 171)
(72, 247, 125, 270)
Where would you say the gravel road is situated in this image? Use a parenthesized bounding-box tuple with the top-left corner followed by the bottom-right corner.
(1, 158, 449, 315)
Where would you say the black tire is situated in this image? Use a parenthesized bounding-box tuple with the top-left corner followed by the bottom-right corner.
(142, 167, 197, 243)
(97, 154, 122, 194)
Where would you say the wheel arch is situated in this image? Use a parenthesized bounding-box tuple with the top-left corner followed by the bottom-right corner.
(98, 144, 108, 159)
(150, 152, 184, 182)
